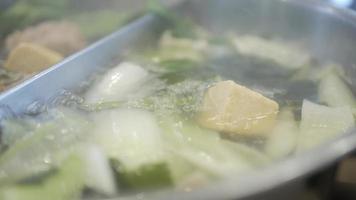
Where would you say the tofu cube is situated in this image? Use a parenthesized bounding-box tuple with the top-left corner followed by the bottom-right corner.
(4, 43, 63, 74)
(197, 80, 279, 136)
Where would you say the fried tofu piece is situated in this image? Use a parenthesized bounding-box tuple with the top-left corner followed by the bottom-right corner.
(4, 43, 63, 74)
(6, 21, 86, 56)
(197, 80, 279, 136)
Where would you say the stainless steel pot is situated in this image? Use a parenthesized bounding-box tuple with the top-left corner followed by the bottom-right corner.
(1, 0, 356, 199)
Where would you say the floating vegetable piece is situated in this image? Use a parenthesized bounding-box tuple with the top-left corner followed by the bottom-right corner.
(137, 31, 206, 73)
(111, 160, 173, 190)
(147, 0, 199, 39)
(1, 118, 36, 147)
(197, 80, 279, 136)
(92, 108, 172, 190)
(92, 108, 165, 169)
(158, 31, 207, 61)
(0, 108, 90, 184)
(4, 43, 63, 74)
(81, 145, 117, 196)
(160, 117, 266, 178)
(265, 109, 299, 159)
(0, 155, 85, 200)
(319, 70, 356, 109)
(85, 62, 149, 103)
(232, 35, 310, 69)
(297, 100, 355, 152)
(222, 140, 270, 166)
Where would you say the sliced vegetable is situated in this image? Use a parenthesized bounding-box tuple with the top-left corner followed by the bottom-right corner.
(222, 140, 270, 166)
(92, 108, 164, 167)
(85, 62, 150, 103)
(127, 79, 207, 118)
(0, 108, 90, 184)
(81, 145, 117, 196)
(165, 153, 196, 184)
(111, 160, 173, 190)
(158, 31, 206, 62)
(231, 35, 310, 69)
(1, 118, 36, 147)
(297, 100, 355, 152)
(134, 31, 206, 74)
(265, 109, 299, 159)
(92, 108, 172, 190)
(318, 70, 356, 109)
(156, 59, 200, 73)
(160, 117, 263, 178)
(0, 155, 85, 200)
(176, 171, 210, 191)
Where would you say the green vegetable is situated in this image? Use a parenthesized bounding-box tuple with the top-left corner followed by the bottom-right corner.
(0, 108, 90, 184)
(69, 11, 131, 40)
(265, 109, 299, 159)
(111, 160, 173, 190)
(0, 0, 70, 39)
(297, 100, 355, 152)
(147, 0, 198, 39)
(159, 117, 265, 178)
(79, 101, 123, 112)
(92, 109, 165, 168)
(318, 70, 356, 109)
(231, 35, 310, 70)
(129, 79, 207, 118)
(93, 109, 174, 191)
(131, 31, 206, 74)
(158, 59, 200, 72)
(1, 118, 36, 147)
(81, 145, 117, 196)
(0, 155, 85, 200)
(222, 140, 270, 166)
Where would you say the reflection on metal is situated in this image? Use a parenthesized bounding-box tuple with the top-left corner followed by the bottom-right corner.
(329, 0, 354, 7)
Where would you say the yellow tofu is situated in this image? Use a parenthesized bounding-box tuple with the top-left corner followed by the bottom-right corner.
(4, 43, 63, 74)
(197, 80, 279, 136)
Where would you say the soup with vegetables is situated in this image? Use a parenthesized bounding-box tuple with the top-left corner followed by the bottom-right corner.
(0, 21, 355, 200)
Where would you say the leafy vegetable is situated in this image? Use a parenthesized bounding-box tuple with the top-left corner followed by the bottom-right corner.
(111, 160, 173, 190)
(92, 108, 165, 169)
(0, 108, 90, 184)
(128, 79, 208, 118)
(0, 155, 85, 200)
(147, 0, 198, 39)
(156, 59, 199, 73)
(92, 108, 173, 190)
(0, 0, 71, 39)
(159, 117, 267, 178)
(79, 101, 123, 112)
